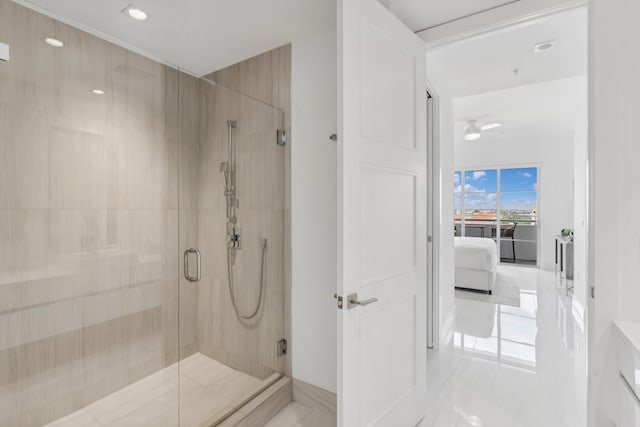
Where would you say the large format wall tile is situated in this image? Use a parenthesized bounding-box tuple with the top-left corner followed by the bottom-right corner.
(0, 1, 197, 425)
(196, 80, 287, 380)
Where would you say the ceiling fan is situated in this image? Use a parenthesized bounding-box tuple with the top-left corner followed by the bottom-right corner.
(462, 120, 503, 141)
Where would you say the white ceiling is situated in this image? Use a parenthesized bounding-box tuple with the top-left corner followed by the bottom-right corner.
(454, 76, 586, 143)
(427, 6, 587, 98)
(381, 0, 518, 32)
(443, 6, 588, 144)
(14, 0, 335, 76)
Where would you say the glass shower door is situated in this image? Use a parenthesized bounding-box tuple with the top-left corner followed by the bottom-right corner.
(0, 2, 182, 425)
(177, 76, 287, 426)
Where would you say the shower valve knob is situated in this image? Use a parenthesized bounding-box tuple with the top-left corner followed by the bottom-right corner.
(228, 233, 241, 249)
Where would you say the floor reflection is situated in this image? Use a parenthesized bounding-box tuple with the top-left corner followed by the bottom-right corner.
(425, 265, 586, 427)
(454, 288, 539, 370)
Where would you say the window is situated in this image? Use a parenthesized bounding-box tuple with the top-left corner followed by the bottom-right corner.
(454, 166, 539, 265)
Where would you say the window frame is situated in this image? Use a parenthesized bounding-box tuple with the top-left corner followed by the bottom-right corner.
(455, 165, 541, 266)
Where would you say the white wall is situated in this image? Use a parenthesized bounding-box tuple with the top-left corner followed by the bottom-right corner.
(572, 77, 588, 317)
(454, 131, 575, 271)
(427, 51, 458, 343)
(571, 75, 589, 427)
(590, 0, 640, 425)
(437, 94, 456, 340)
(291, 25, 338, 394)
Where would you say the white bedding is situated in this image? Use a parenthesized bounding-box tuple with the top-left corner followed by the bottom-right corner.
(454, 237, 497, 271)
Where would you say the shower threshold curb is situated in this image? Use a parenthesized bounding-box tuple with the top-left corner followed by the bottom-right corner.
(213, 376, 292, 427)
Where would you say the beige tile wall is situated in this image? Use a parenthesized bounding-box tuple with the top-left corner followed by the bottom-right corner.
(195, 82, 287, 379)
(206, 45, 292, 378)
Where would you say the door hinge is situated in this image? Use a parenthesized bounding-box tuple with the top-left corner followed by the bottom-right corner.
(334, 293, 343, 309)
(591, 286, 595, 299)
(277, 129, 287, 146)
(277, 339, 287, 356)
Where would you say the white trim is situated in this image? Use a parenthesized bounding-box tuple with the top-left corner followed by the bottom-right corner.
(456, 161, 544, 170)
(417, 0, 588, 49)
(11, 0, 201, 77)
(586, 6, 595, 427)
(426, 83, 441, 349)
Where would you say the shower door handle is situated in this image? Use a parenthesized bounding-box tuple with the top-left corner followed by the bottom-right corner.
(184, 248, 201, 283)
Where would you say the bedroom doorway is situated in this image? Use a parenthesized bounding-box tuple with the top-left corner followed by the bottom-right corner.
(423, 4, 589, 426)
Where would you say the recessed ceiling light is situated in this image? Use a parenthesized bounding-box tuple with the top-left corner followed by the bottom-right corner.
(92, 89, 105, 95)
(45, 37, 64, 48)
(534, 40, 555, 53)
(127, 7, 148, 21)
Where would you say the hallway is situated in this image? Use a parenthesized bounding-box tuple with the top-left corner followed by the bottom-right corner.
(425, 266, 587, 427)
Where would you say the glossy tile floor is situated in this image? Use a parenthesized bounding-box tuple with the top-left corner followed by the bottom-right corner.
(266, 402, 336, 427)
(424, 265, 587, 427)
(45, 353, 271, 427)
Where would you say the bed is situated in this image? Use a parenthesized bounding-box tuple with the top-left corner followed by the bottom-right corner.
(454, 236, 497, 294)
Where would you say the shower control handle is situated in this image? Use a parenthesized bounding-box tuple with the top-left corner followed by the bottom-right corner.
(228, 228, 241, 249)
(184, 248, 201, 283)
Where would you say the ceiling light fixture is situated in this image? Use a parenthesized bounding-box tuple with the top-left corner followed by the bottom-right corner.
(464, 120, 482, 141)
(127, 6, 148, 21)
(45, 37, 64, 47)
(534, 40, 555, 53)
(92, 89, 105, 95)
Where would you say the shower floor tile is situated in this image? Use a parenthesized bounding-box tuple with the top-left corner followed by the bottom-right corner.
(44, 353, 269, 427)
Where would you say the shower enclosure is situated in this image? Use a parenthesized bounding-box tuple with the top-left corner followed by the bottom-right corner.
(0, 1, 288, 425)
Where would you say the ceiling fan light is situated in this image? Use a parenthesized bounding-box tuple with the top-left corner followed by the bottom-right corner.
(464, 120, 482, 141)
(464, 132, 481, 141)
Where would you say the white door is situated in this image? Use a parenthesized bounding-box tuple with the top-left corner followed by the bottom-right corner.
(337, 0, 427, 426)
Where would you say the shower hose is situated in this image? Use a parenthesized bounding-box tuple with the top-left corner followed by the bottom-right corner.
(227, 238, 267, 320)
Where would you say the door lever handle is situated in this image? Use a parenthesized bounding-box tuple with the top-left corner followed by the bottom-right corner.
(347, 293, 378, 309)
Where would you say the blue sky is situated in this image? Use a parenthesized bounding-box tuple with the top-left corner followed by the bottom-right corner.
(454, 168, 537, 210)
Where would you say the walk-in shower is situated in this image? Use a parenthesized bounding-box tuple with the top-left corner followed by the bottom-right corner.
(0, 0, 289, 425)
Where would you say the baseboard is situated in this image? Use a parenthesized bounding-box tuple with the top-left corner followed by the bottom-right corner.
(217, 377, 292, 427)
(292, 378, 337, 416)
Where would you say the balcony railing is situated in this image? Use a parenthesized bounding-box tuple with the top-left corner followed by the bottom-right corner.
(454, 219, 538, 265)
